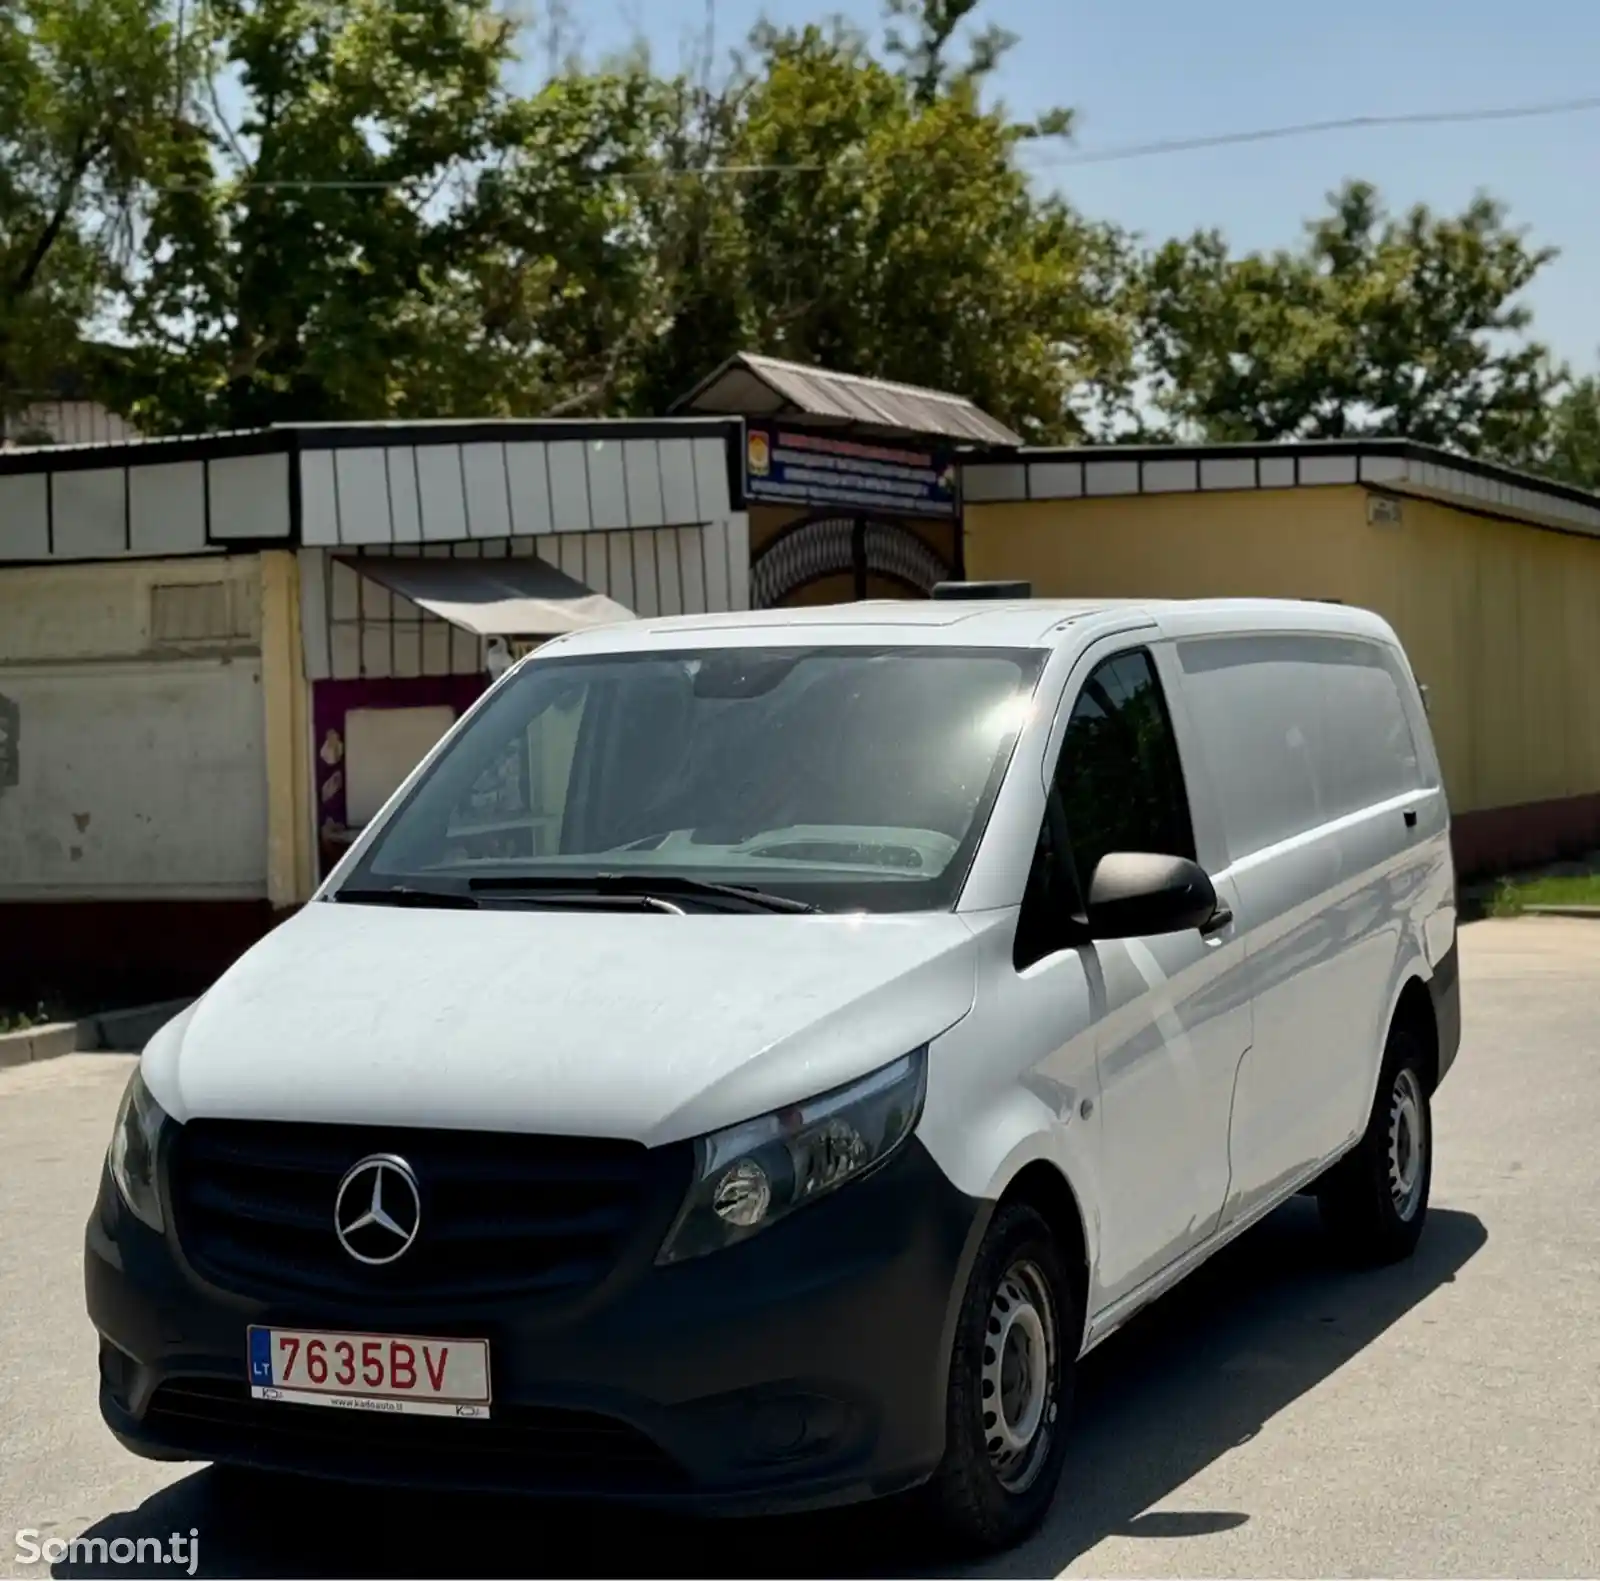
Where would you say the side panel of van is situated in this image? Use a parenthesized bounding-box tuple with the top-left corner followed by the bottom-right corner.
(1173, 632, 1444, 1224)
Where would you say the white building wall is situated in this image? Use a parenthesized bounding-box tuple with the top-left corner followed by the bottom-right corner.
(298, 521, 751, 682)
(0, 447, 291, 563)
(0, 558, 268, 899)
(291, 429, 748, 679)
(294, 432, 734, 547)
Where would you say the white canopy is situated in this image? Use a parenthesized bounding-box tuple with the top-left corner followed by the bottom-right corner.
(340, 554, 635, 637)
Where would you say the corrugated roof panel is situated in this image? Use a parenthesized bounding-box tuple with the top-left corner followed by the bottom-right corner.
(673, 352, 1024, 445)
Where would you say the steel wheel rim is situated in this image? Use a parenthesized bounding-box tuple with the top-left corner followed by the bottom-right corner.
(980, 1258, 1058, 1492)
(1388, 1067, 1426, 1222)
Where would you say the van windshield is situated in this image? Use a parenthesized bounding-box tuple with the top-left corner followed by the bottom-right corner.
(341, 644, 1045, 914)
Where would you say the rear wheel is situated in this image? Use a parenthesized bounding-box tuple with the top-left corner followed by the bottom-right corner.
(920, 1201, 1079, 1553)
(1318, 1022, 1433, 1264)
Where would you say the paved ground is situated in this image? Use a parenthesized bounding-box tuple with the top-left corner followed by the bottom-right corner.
(2, 917, 1596, 1578)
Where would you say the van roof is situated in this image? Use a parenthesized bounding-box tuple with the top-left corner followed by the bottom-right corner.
(543, 597, 1401, 656)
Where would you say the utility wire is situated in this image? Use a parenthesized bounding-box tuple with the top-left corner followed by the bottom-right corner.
(1024, 94, 1600, 167)
(166, 92, 1600, 192)
(167, 164, 826, 190)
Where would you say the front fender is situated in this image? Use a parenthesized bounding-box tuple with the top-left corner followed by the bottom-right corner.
(915, 984, 1102, 1339)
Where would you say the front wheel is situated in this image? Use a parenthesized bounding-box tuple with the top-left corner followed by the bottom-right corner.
(1318, 1023, 1433, 1264)
(919, 1201, 1079, 1553)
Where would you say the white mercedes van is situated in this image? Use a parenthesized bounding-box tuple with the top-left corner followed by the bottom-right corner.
(86, 593, 1459, 1552)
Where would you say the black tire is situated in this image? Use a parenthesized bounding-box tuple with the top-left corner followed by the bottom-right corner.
(920, 1200, 1080, 1553)
(1318, 1021, 1433, 1264)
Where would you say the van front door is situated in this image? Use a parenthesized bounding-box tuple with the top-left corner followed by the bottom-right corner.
(1045, 643, 1252, 1314)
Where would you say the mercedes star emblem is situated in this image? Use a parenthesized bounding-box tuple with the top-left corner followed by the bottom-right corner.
(334, 1154, 421, 1265)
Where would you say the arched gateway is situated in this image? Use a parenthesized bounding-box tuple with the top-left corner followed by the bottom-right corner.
(749, 513, 954, 608)
(670, 351, 1025, 610)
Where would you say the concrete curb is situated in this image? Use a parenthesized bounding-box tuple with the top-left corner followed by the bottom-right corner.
(0, 998, 192, 1071)
(0, 1022, 81, 1069)
(1522, 905, 1600, 919)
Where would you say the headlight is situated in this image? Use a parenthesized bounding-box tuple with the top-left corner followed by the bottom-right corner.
(108, 1069, 169, 1231)
(656, 1048, 928, 1264)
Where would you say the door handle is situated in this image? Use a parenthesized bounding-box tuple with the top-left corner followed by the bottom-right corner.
(1403, 809, 1418, 829)
(1199, 905, 1233, 937)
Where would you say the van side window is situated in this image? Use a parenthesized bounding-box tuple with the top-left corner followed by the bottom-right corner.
(1015, 647, 1195, 970)
(1178, 635, 1425, 861)
(1055, 649, 1196, 896)
(1317, 645, 1425, 813)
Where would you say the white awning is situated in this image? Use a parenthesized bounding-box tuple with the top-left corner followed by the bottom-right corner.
(338, 554, 634, 637)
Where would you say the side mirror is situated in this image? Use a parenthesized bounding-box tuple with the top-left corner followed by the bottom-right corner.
(1085, 852, 1224, 940)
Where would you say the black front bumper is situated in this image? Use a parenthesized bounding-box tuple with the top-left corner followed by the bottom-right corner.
(85, 1136, 988, 1515)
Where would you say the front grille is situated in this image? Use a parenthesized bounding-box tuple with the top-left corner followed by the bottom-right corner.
(144, 1378, 686, 1490)
(169, 1120, 681, 1302)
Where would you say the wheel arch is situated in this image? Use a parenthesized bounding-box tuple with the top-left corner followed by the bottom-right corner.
(998, 1160, 1092, 1352)
(1390, 974, 1440, 1093)
(930, 1137, 1099, 1401)
(1352, 951, 1440, 1135)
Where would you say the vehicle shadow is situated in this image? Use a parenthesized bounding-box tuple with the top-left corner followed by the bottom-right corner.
(55, 1202, 1485, 1580)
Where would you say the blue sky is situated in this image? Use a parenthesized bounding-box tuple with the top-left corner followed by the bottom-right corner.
(562, 0, 1600, 372)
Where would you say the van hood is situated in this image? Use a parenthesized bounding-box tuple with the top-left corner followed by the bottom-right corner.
(141, 899, 977, 1148)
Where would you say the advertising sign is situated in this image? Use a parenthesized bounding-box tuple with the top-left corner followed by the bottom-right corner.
(744, 423, 958, 518)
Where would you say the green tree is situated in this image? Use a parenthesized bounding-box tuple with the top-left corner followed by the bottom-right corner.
(105, 0, 517, 432)
(95, 0, 1137, 439)
(622, 16, 1137, 440)
(881, 0, 1017, 106)
(0, 0, 190, 421)
(1137, 180, 1563, 460)
(1539, 373, 1600, 490)
(359, 67, 690, 419)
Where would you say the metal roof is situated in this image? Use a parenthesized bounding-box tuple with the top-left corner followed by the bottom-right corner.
(0, 415, 743, 480)
(671, 352, 1024, 447)
(960, 436, 1600, 540)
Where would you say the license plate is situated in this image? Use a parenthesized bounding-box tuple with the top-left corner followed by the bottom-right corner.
(248, 1326, 491, 1419)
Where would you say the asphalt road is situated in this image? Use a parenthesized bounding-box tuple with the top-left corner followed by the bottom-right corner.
(3, 918, 1596, 1578)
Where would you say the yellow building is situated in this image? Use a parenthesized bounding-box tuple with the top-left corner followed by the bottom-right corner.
(959, 440, 1600, 880)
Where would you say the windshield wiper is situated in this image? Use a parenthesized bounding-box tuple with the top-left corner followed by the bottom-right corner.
(466, 871, 819, 914)
(332, 884, 479, 909)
